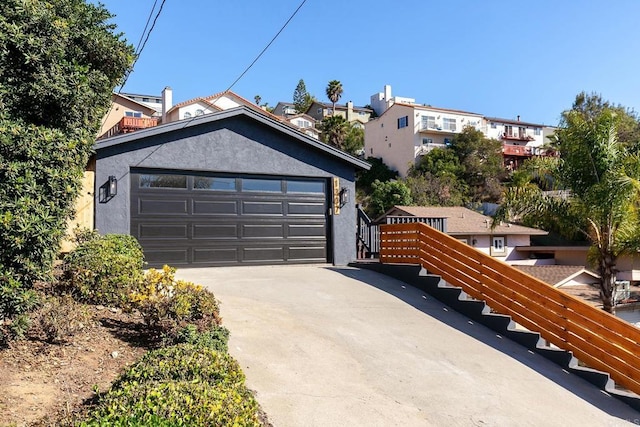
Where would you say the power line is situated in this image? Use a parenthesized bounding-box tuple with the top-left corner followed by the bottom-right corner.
(134, 0, 159, 57)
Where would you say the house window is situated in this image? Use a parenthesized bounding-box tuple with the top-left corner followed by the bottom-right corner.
(490, 122, 497, 129)
(397, 116, 409, 129)
(142, 97, 150, 102)
(505, 125, 513, 136)
(193, 177, 236, 191)
(534, 127, 541, 136)
(195, 109, 204, 116)
(241, 178, 282, 193)
(317, 108, 323, 115)
(422, 138, 433, 145)
(444, 138, 451, 145)
(125, 111, 143, 118)
(183, 112, 192, 119)
(421, 115, 436, 129)
(139, 174, 187, 189)
(442, 118, 456, 131)
(491, 236, 506, 255)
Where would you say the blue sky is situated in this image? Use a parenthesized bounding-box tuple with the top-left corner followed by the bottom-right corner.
(96, 0, 640, 126)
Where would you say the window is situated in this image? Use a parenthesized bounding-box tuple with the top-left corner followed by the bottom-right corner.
(442, 118, 456, 131)
(241, 178, 282, 192)
(287, 180, 324, 193)
(421, 115, 436, 129)
(397, 116, 409, 129)
(490, 122, 497, 129)
(505, 125, 513, 136)
(139, 174, 187, 189)
(444, 138, 451, 145)
(534, 127, 541, 136)
(296, 119, 310, 128)
(194, 177, 236, 191)
(491, 236, 506, 255)
(183, 112, 192, 119)
(422, 138, 433, 145)
(195, 109, 204, 116)
(142, 97, 150, 102)
(125, 111, 143, 118)
(317, 108, 323, 115)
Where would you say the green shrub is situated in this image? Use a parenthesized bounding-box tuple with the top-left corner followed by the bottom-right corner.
(130, 266, 221, 339)
(63, 234, 144, 307)
(79, 380, 261, 427)
(170, 324, 229, 351)
(33, 295, 90, 343)
(114, 343, 244, 387)
(0, 268, 40, 344)
(80, 344, 261, 427)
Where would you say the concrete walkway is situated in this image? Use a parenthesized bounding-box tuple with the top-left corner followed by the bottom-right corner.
(176, 265, 639, 427)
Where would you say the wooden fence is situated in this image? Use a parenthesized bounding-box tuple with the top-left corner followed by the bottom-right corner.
(380, 222, 640, 396)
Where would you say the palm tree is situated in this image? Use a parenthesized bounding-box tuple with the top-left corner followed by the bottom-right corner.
(494, 105, 640, 313)
(318, 115, 348, 150)
(325, 80, 343, 116)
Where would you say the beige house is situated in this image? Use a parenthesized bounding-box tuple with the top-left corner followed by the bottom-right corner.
(364, 102, 484, 177)
(98, 93, 160, 139)
(306, 100, 373, 128)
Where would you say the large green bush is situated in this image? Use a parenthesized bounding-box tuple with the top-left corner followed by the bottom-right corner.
(63, 234, 144, 306)
(80, 344, 262, 426)
(130, 266, 222, 339)
(0, 267, 39, 344)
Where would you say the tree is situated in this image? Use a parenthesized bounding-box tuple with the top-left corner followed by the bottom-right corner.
(449, 126, 506, 203)
(293, 79, 314, 114)
(494, 94, 640, 313)
(405, 173, 468, 207)
(318, 115, 348, 150)
(369, 180, 412, 218)
(343, 124, 364, 156)
(0, 0, 134, 287)
(325, 80, 343, 115)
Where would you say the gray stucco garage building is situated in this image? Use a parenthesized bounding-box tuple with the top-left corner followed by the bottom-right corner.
(93, 106, 370, 267)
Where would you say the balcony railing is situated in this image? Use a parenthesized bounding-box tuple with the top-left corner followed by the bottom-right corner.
(501, 132, 534, 142)
(502, 144, 533, 156)
(99, 116, 159, 139)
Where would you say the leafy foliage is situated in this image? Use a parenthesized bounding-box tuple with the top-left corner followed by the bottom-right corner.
(343, 124, 364, 156)
(369, 180, 412, 217)
(130, 266, 222, 340)
(405, 173, 468, 207)
(319, 115, 349, 151)
(495, 93, 640, 312)
(79, 343, 261, 426)
(325, 79, 343, 113)
(33, 295, 90, 343)
(0, 0, 133, 296)
(0, 268, 39, 344)
(357, 157, 398, 190)
(63, 234, 145, 307)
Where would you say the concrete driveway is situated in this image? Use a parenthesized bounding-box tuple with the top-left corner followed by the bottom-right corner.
(176, 265, 639, 427)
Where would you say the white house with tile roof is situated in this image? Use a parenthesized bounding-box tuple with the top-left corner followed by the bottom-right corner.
(378, 206, 547, 263)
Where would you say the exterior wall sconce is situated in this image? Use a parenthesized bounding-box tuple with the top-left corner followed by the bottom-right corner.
(339, 187, 349, 207)
(107, 175, 118, 197)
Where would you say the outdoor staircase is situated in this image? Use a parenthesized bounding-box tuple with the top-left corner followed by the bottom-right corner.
(352, 262, 640, 412)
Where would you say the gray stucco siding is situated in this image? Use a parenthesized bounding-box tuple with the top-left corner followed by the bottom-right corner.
(95, 115, 359, 265)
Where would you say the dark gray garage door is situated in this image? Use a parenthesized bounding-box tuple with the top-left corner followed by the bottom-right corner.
(130, 170, 329, 267)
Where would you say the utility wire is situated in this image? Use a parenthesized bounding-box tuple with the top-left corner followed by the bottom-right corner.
(133, 0, 159, 57)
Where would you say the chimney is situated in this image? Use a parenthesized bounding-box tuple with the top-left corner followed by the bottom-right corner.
(384, 84, 392, 101)
(162, 86, 172, 124)
(347, 100, 354, 122)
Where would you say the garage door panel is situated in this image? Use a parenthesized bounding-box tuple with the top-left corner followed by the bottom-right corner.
(131, 171, 328, 267)
(289, 246, 326, 261)
(243, 247, 285, 262)
(192, 224, 238, 239)
(193, 247, 239, 264)
(144, 248, 189, 264)
(242, 201, 283, 215)
(138, 198, 188, 215)
(138, 223, 188, 239)
(287, 202, 325, 215)
(193, 200, 238, 215)
(242, 224, 284, 239)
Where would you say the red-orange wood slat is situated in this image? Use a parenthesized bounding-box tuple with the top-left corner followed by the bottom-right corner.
(379, 223, 640, 396)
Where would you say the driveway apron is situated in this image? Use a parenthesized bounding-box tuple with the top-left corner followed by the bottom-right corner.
(176, 266, 639, 427)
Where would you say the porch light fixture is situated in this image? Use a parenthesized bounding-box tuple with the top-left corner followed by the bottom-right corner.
(339, 187, 349, 207)
(107, 175, 118, 197)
